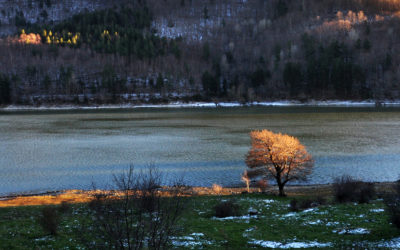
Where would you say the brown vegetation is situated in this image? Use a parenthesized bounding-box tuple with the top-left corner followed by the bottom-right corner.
(0, 182, 397, 207)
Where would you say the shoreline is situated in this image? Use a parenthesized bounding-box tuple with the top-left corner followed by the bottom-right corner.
(2, 100, 400, 111)
(0, 182, 396, 207)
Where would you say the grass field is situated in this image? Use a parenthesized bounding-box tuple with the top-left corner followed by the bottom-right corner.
(1, 192, 399, 249)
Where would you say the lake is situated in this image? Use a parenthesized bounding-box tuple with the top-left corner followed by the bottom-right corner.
(1, 106, 400, 195)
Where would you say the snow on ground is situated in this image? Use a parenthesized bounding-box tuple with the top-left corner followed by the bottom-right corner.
(304, 219, 322, 225)
(334, 228, 370, 235)
(171, 233, 212, 247)
(3, 99, 400, 111)
(243, 227, 257, 237)
(377, 237, 400, 248)
(281, 208, 327, 219)
(284, 212, 297, 217)
(212, 215, 258, 221)
(190, 233, 204, 237)
(326, 222, 340, 226)
(35, 236, 55, 241)
(249, 239, 332, 248)
(370, 208, 385, 213)
(302, 208, 317, 213)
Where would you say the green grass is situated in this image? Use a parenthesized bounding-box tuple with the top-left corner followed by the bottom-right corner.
(0, 194, 399, 249)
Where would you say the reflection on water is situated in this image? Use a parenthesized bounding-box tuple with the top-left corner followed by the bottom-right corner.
(1, 107, 400, 195)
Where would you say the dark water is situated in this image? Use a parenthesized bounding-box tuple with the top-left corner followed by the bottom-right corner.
(1, 107, 400, 195)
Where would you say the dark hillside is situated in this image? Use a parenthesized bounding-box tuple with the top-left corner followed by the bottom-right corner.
(1, 0, 400, 105)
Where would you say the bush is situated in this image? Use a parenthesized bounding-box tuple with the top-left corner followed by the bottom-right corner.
(38, 207, 60, 236)
(385, 180, 400, 229)
(333, 175, 375, 203)
(58, 201, 71, 214)
(290, 197, 326, 212)
(212, 183, 223, 194)
(257, 179, 268, 193)
(289, 199, 299, 212)
(214, 200, 241, 218)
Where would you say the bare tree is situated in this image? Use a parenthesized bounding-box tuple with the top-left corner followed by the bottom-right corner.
(241, 170, 251, 193)
(79, 165, 186, 249)
(245, 130, 313, 196)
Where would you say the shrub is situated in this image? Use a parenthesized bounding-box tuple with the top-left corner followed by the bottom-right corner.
(214, 200, 240, 218)
(257, 179, 268, 193)
(384, 180, 400, 229)
(38, 206, 60, 236)
(290, 197, 326, 212)
(289, 199, 299, 212)
(358, 182, 376, 203)
(315, 196, 327, 206)
(299, 199, 314, 209)
(58, 201, 71, 214)
(333, 175, 375, 203)
(212, 184, 223, 194)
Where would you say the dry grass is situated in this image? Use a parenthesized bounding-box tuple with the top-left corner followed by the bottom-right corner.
(0, 182, 395, 207)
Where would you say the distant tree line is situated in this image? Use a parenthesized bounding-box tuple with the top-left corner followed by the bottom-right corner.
(1, 0, 400, 106)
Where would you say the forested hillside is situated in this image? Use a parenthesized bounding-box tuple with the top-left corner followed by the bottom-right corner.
(1, 0, 400, 105)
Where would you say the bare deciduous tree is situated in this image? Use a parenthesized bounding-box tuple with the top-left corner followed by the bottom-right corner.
(245, 130, 313, 196)
(79, 165, 186, 249)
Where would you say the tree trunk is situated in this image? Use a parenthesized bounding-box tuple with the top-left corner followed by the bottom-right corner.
(276, 174, 286, 196)
(278, 183, 285, 197)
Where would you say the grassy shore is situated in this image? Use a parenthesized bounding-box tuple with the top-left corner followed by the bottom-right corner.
(0, 182, 395, 207)
(0, 183, 399, 249)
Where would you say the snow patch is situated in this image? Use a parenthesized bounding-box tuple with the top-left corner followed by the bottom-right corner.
(377, 237, 400, 248)
(302, 208, 316, 213)
(249, 239, 332, 248)
(304, 220, 322, 225)
(190, 233, 204, 237)
(4, 99, 400, 111)
(370, 208, 384, 213)
(172, 240, 203, 247)
(212, 215, 258, 221)
(282, 212, 297, 218)
(243, 227, 257, 237)
(334, 228, 370, 235)
(171, 233, 211, 247)
(326, 221, 340, 226)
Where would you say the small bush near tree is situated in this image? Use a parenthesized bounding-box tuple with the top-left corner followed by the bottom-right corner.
(289, 197, 326, 212)
(333, 175, 375, 203)
(289, 199, 299, 212)
(212, 183, 223, 194)
(257, 179, 268, 193)
(38, 206, 60, 236)
(58, 201, 71, 214)
(384, 180, 400, 229)
(214, 200, 241, 218)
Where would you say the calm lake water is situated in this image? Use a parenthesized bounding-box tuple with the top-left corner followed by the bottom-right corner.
(1, 107, 400, 195)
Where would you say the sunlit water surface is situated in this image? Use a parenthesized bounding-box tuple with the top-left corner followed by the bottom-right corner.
(1, 107, 400, 195)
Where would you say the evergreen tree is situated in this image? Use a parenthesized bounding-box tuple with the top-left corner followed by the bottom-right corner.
(0, 74, 11, 105)
(202, 71, 218, 97)
(283, 62, 302, 98)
